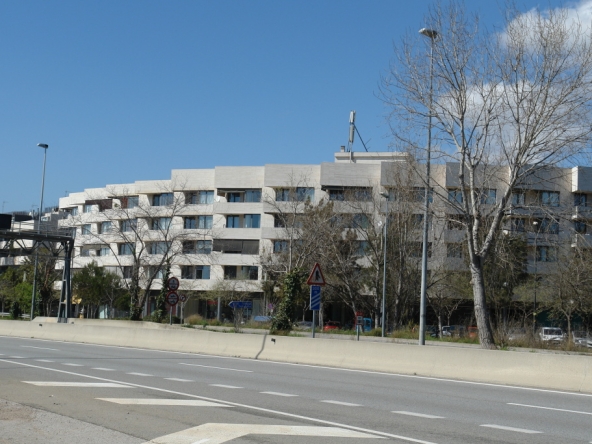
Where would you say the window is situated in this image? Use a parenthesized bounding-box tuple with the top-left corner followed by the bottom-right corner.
(328, 190, 344, 201)
(149, 242, 170, 255)
(187, 191, 214, 204)
(151, 217, 171, 230)
(122, 266, 133, 279)
(447, 215, 465, 230)
(244, 189, 261, 202)
(70, 207, 79, 216)
(99, 221, 112, 234)
(354, 240, 368, 256)
(121, 196, 139, 209)
(185, 240, 212, 254)
(352, 188, 372, 201)
(574, 221, 587, 234)
(480, 189, 497, 205)
(184, 217, 196, 229)
(152, 193, 173, 206)
(446, 243, 463, 258)
(412, 187, 433, 203)
(181, 265, 211, 280)
(81, 224, 91, 235)
(213, 239, 259, 254)
(448, 189, 463, 204)
(244, 214, 261, 228)
(224, 266, 237, 279)
(227, 192, 242, 202)
(118, 243, 134, 255)
(511, 218, 526, 232)
(536, 246, 557, 262)
(226, 215, 240, 228)
(148, 266, 163, 279)
(539, 191, 560, 207)
(98, 245, 110, 256)
(274, 215, 286, 228)
(121, 219, 137, 232)
(273, 240, 289, 253)
(240, 266, 258, 280)
(83, 204, 93, 213)
(275, 189, 291, 202)
(352, 214, 369, 229)
(538, 218, 559, 234)
(196, 215, 213, 229)
(81, 248, 91, 257)
(511, 192, 525, 206)
(574, 193, 587, 207)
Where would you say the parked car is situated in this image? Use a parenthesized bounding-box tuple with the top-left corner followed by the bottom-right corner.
(323, 321, 341, 331)
(441, 325, 466, 338)
(539, 327, 564, 343)
(507, 328, 527, 341)
(572, 331, 592, 348)
(295, 321, 313, 330)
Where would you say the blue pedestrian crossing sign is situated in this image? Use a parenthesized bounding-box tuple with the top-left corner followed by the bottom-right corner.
(310, 285, 321, 311)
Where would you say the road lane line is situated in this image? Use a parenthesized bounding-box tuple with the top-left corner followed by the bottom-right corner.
(392, 411, 444, 419)
(261, 391, 298, 397)
(165, 378, 193, 382)
(92, 368, 115, 371)
(9, 356, 24, 358)
(21, 345, 59, 351)
(97, 398, 232, 407)
(508, 402, 592, 416)
(62, 363, 83, 367)
(321, 400, 361, 407)
(127, 372, 153, 377)
(179, 362, 252, 373)
(35, 359, 53, 362)
(2, 358, 437, 444)
(480, 424, 542, 434)
(210, 384, 242, 389)
(23, 382, 132, 388)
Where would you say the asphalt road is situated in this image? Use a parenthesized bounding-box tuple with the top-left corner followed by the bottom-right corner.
(0, 335, 591, 443)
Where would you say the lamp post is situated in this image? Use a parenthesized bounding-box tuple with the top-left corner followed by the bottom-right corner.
(30, 143, 49, 321)
(380, 191, 390, 337)
(532, 220, 539, 335)
(418, 27, 438, 345)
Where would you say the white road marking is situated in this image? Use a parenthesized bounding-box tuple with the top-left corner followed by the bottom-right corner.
(92, 367, 115, 371)
(127, 372, 153, 377)
(5, 358, 437, 444)
(21, 345, 59, 351)
(144, 423, 382, 444)
(164, 378, 193, 382)
(508, 402, 592, 416)
(23, 382, 131, 388)
(98, 398, 231, 407)
(210, 384, 242, 389)
(392, 411, 444, 419)
(480, 424, 542, 434)
(261, 391, 298, 397)
(62, 363, 83, 367)
(9, 356, 24, 358)
(35, 359, 53, 362)
(179, 363, 252, 373)
(321, 400, 361, 407)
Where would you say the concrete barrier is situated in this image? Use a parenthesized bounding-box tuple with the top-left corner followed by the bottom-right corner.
(1, 320, 591, 394)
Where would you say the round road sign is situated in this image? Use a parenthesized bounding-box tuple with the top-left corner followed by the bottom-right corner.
(167, 277, 180, 291)
(179, 294, 187, 303)
(166, 291, 179, 306)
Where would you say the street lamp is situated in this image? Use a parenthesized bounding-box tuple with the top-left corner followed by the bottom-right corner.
(418, 27, 438, 345)
(30, 143, 49, 321)
(532, 220, 539, 335)
(380, 191, 390, 337)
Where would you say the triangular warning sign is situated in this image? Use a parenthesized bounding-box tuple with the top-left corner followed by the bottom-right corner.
(306, 263, 326, 286)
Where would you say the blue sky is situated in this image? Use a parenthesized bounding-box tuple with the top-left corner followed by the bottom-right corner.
(0, 0, 570, 213)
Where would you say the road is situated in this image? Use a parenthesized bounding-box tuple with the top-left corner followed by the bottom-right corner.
(0, 335, 591, 443)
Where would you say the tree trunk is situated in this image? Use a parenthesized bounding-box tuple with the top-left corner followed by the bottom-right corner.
(470, 259, 495, 349)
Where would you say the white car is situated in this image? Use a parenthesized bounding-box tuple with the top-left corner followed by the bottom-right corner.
(539, 327, 564, 343)
(572, 331, 592, 348)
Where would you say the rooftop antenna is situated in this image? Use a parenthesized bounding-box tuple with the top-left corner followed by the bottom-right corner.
(346, 110, 369, 152)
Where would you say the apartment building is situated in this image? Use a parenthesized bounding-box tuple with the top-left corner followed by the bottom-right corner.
(57, 150, 592, 318)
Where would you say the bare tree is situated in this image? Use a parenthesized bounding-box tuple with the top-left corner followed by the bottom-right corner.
(382, 2, 592, 347)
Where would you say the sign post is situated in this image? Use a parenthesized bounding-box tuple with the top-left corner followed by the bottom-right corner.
(306, 263, 325, 338)
(166, 277, 180, 325)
